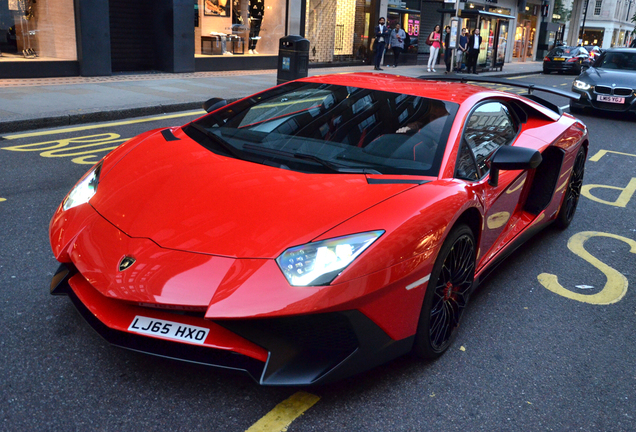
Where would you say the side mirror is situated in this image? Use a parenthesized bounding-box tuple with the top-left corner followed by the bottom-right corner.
(203, 97, 228, 113)
(488, 145, 542, 187)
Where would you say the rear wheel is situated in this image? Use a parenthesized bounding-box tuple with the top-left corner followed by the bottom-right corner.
(555, 147, 586, 229)
(569, 101, 583, 114)
(414, 224, 475, 359)
(543, 68, 550, 74)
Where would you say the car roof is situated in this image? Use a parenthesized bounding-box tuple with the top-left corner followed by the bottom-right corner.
(298, 73, 498, 105)
(601, 47, 636, 53)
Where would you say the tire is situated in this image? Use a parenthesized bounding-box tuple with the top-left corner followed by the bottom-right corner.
(413, 224, 476, 359)
(555, 147, 586, 229)
(543, 69, 550, 74)
(569, 102, 583, 114)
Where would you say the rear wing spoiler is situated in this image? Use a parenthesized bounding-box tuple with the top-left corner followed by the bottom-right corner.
(417, 75, 581, 116)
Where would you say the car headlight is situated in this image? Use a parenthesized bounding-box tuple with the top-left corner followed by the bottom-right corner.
(573, 80, 592, 91)
(276, 230, 384, 286)
(62, 163, 102, 211)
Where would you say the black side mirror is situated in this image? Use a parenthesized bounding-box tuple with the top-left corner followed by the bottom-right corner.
(203, 97, 228, 113)
(488, 145, 542, 187)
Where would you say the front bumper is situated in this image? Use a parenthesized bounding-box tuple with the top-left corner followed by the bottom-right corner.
(51, 263, 413, 385)
(571, 87, 636, 112)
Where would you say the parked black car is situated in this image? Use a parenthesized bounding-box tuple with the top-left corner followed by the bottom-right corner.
(570, 48, 636, 114)
(543, 46, 590, 74)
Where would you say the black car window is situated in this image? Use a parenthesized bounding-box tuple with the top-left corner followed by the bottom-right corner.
(185, 82, 459, 176)
(461, 102, 517, 178)
(599, 52, 636, 71)
(549, 46, 577, 56)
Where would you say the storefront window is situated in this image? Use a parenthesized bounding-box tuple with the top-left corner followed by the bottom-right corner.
(305, 0, 374, 63)
(195, 0, 285, 56)
(478, 19, 491, 67)
(0, 0, 77, 61)
(513, 15, 536, 60)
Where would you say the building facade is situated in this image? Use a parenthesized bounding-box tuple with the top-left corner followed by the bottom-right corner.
(0, 0, 555, 78)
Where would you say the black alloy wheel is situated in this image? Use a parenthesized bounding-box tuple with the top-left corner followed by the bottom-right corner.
(556, 146, 586, 229)
(414, 224, 475, 359)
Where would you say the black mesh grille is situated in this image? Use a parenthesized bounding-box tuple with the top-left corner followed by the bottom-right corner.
(218, 312, 360, 352)
(614, 88, 633, 96)
(595, 86, 611, 94)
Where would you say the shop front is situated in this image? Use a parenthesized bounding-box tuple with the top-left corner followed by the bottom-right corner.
(384, 2, 421, 65)
(303, 0, 377, 65)
(513, 1, 543, 62)
(459, 9, 511, 71)
(0, 0, 78, 77)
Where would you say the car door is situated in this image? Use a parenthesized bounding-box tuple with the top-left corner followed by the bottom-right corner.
(455, 101, 529, 268)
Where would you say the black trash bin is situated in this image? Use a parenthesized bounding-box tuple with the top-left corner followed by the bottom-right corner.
(277, 35, 310, 85)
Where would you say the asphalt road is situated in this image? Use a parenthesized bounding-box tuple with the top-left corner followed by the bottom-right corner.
(1, 75, 635, 431)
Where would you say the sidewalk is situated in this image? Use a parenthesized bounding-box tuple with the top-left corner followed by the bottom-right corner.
(0, 61, 542, 134)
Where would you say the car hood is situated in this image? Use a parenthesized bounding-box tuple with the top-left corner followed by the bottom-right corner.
(579, 67, 636, 87)
(91, 129, 416, 258)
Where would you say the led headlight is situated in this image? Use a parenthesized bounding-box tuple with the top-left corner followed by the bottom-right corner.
(62, 163, 102, 211)
(276, 230, 384, 286)
(573, 80, 592, 91)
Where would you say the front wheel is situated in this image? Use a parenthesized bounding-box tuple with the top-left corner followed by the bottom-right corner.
(413, 224, 476, 359)
(555, 146, 586, 229)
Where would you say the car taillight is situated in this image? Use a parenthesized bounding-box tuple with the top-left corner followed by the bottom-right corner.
(544, 57, 550, 61)
(567, 58, 578, 62)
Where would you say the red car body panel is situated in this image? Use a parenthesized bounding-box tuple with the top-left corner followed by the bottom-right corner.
(49, 73, 589, 385)
(90, 129, 415, 258)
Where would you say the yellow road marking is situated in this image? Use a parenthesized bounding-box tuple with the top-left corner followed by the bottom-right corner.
(538, 231, 636, 305)
(582, 178, 636, 208)
(1, 110, 205, 140)
(246, 392, 320, 432)
(589, 149, 636, 162)
(505, 74, 537, 80)
(0, 198, 6, 202)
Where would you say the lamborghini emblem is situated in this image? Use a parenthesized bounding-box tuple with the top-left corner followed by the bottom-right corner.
(118, 256, 136, 272)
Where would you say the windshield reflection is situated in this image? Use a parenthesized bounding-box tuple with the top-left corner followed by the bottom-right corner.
(187, 82, 458, 176)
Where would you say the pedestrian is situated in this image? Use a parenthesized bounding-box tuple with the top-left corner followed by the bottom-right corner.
(427, 25, 442, 72)
(373, 17, 390, 71)
(443, 25, 452, 74)
(456, 28, 468, 71)
(466, 28, 482, 74)
(388, 23, 406, 67)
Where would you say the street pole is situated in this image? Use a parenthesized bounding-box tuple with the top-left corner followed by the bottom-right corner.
(450, 0, 460, 72)
(579, 0, 590, 45)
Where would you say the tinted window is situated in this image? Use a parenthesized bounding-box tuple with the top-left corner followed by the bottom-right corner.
(548, 46, 578, 56)
(461, 102, 517, 177)
(599, 52, 636, 71)
(188, 82, 459, 176)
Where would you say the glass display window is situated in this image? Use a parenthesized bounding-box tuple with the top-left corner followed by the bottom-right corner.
(195, 0, 285, 56)
(305, 0, 374, 63)
(0, 0, 77, 61)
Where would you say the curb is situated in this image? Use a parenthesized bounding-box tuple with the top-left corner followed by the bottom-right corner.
(0, 71, 542, 136)
(0, 101, 205, 135)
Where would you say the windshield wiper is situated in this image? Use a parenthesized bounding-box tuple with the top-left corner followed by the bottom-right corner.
(242, 144, 382, 174)
(187, 123, 246, 160)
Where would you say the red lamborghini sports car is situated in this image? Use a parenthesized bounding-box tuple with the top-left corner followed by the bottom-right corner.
(50, 73, 588, 385)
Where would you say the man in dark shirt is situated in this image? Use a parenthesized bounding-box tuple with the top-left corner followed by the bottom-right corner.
(373, 17, 390, 70)
(456, 28, 468, 71)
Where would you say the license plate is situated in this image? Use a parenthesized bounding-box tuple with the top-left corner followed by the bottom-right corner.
(553, 57, 565, 61)
(128, 316, 210, 344)
(597, 95, 625, 104)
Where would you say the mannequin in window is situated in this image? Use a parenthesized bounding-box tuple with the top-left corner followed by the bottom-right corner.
(248, 0, 264, 54)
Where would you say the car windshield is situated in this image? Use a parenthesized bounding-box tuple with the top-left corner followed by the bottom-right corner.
(185, 82, 458, 176)
(598, 52, 636, 71)
(548, 47, 578, 56)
